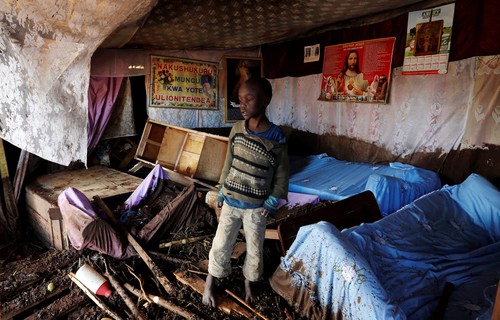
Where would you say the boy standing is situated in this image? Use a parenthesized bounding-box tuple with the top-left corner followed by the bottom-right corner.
(203, 77, 289, 307)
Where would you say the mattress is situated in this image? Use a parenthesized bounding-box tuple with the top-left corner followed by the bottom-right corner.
(288, 154, 442, 216)
(271, 174, 500, 320)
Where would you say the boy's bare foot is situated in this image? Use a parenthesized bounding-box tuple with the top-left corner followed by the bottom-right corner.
(244, 279, 256, 303)
(203, 274, 217, 307)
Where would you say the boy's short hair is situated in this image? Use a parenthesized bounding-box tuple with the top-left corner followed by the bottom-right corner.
(245, 77, 272, 100)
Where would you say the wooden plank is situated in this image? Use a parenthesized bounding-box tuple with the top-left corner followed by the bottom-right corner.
(128, 162, 151, 173)
(174, 271, 252, 318)
(135, 120, 153, 158)
(157, 127, 186, 170)
(1, 283, 72, 319)
(493, 280, 500, 320)
(175, 132, 205, 177)
(264, 229, 279, 240)
(231, 242, 246, 259)
(176, 151, 200, 177)
(173, 132, 189, 172)
(196, 137, 228, 182)
(142, 142, 161, 162)
(136, 121, 167, 163)
(25, 186, 54, 219)
(27, 166, 142, 206)
(25, 206, 52, 248)
(183, 133, 205, 154)
(158, 166, 194, 187)
(51, 218, 65, 250)
(136, 119, 229, 184)
(94, 196, 176, 296)
(24, 289, 88, 320)
(118, 139, 138, 170)
(25, 166, 142, 250)
(13, 149, 30, 204)
(0, 139, 19, 239)
(147, 119, 229, 142)
(239, 229, 279, 241)
(277, 190, 381, 254)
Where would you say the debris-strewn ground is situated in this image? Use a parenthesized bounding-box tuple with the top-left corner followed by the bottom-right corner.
(0, 198, 329, 319)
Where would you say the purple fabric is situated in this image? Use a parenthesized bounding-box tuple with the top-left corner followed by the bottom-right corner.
(87, 76, 124, 153)
(278, 191, 321, 209)
(59, 187, 130, 259)
(63, 187, 98, 218)
(123, 164, 168, 210)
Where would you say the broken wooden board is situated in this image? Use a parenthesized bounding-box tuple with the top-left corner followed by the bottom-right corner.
(194, 259, 209, 273)
(1, 276, 73, 319)
(265, 229, 279, 240)
(239, 229, 279, 240)
(231, 242, 246, 259)
(0, 249, 90, 319)
(174, 271, 252, 318)
(132, 119, 228, 186)
(0, 139, 19, 241)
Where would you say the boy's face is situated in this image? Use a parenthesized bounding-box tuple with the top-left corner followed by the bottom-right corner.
(238, 82, 269, 120)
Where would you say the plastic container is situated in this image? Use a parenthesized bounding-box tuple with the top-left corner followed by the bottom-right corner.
(74, 263, 112, 297)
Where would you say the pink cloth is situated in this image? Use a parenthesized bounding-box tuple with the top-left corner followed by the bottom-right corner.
(278, 192, 321, 209)
(87, 76, 124, 153)
(58, 187, 130, 259)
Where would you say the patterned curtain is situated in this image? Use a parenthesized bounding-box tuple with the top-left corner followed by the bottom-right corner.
(268, 57, 485, 160)
(461, 55, 500, 148)
(87, 77, 124, 153)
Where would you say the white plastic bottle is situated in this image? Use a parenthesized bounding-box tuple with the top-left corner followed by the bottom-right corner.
(75, 263, 112, 298)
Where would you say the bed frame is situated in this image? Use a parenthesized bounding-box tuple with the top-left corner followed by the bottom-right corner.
(277, 190, 381, 254)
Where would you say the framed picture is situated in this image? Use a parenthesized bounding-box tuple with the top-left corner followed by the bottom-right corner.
(402, 3, 455, 75)
(223, 56, 263, 122)
(149, 55, 218, 109)
(414, 20, 443, 56)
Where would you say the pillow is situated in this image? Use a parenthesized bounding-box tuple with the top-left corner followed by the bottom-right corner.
(447, 174, 500, 241)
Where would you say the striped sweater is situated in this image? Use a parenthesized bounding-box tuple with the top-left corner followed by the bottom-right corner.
(219, 121, 289, 205)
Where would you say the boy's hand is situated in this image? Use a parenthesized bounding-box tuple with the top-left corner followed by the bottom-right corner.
(215, 201, 223, 218)
(261, 209, 271, 218)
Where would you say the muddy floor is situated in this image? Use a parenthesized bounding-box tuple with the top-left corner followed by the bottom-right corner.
(0, 201, 324, 320)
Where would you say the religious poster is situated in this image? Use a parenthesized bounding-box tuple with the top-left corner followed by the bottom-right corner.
(319, 37, 395, 104)
(403, 3, 455, 75)
(149, 56, 218, 109)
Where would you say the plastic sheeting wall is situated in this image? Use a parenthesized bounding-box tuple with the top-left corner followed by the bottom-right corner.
(267, 56, 500, 162)
(0, 1, 155, 166)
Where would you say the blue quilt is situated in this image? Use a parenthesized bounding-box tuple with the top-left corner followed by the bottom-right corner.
(288, 154, 442, 216)
(271, 174, 500, 320)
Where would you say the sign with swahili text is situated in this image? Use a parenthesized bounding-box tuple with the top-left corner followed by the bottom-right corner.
(149, 56, 218, 109)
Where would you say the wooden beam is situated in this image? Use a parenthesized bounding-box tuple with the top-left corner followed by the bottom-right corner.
(93, 195, 175, 295)
(174, 271, 251, 318)
(68, 272, 124, 320)
(0, 139, 19, 240)
(123, 282, 197, 319)
(13, 149, 29, 204)
(264, 229, 279, 240)
(493, 279, 500, 320)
